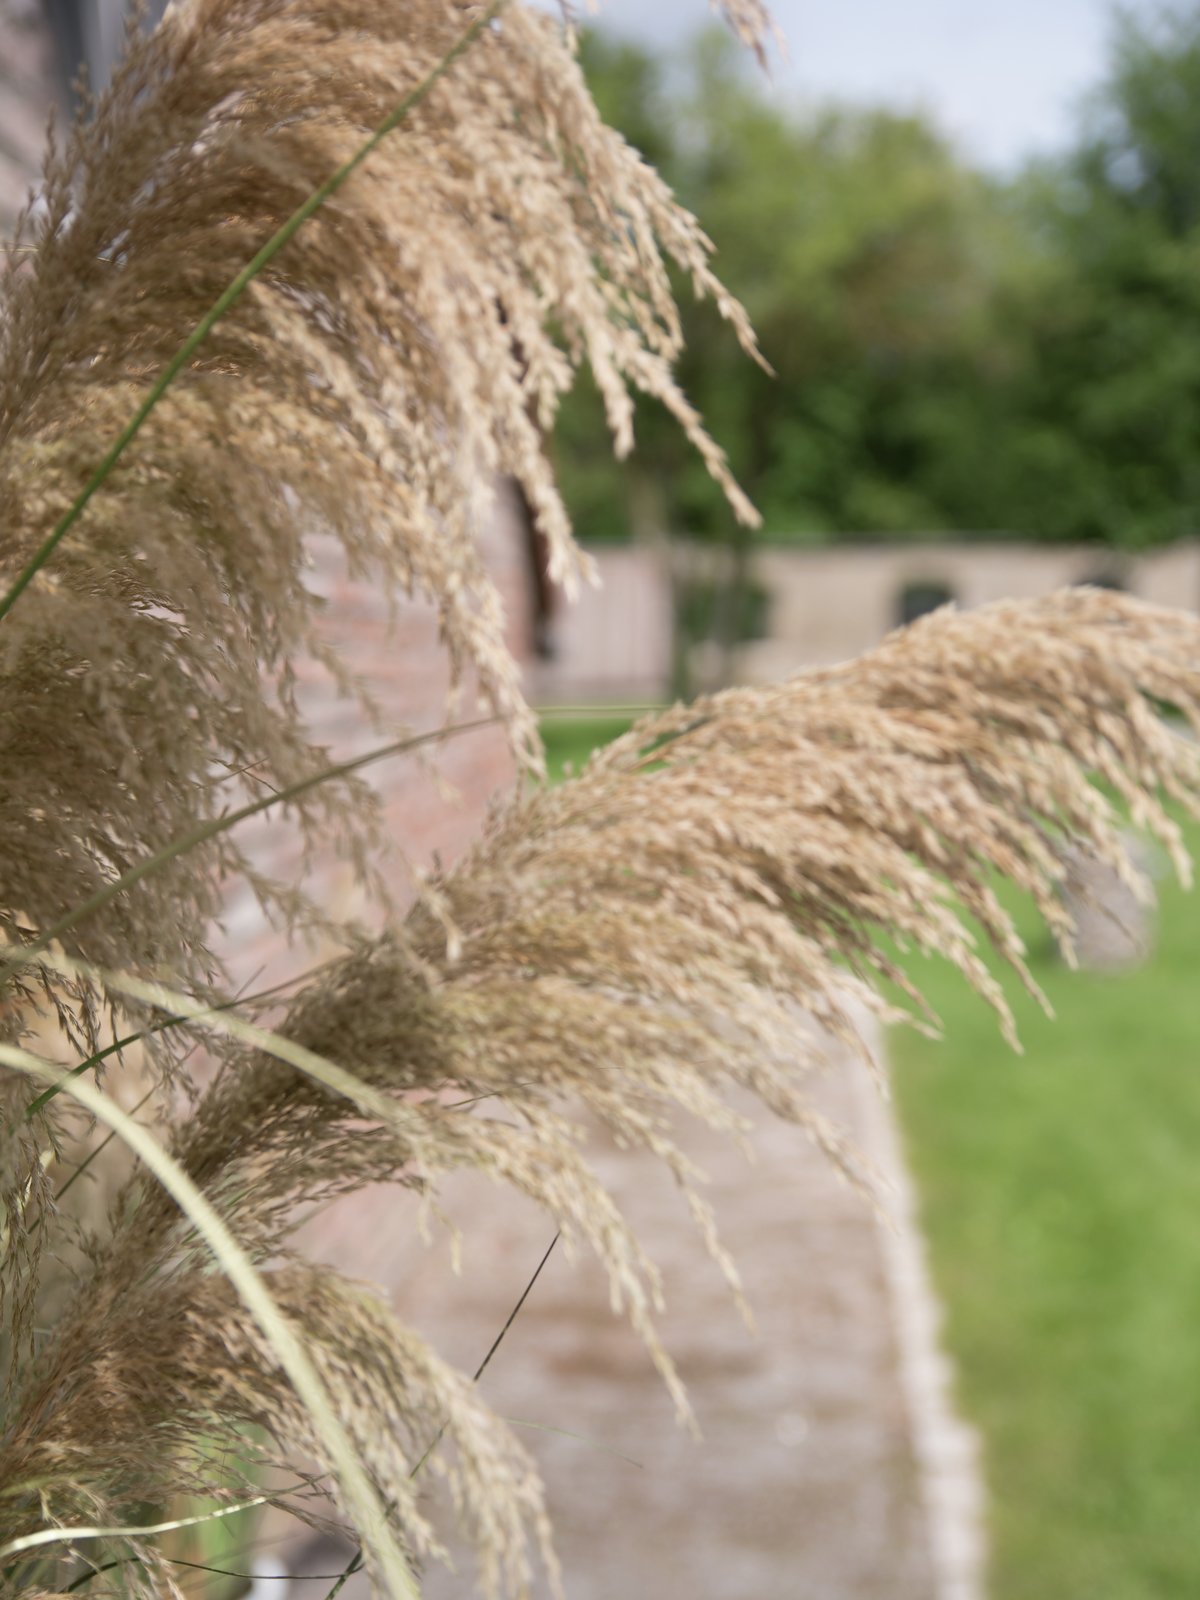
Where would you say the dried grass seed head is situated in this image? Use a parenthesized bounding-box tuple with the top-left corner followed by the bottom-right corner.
(0, 0, 760, 1033)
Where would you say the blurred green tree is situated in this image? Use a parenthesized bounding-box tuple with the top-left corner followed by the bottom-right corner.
(556, 26, 1030, 554)
(554, 11, 1200, 686)
(556, 28, 1031, 688)
(985, 3, 1200, 548)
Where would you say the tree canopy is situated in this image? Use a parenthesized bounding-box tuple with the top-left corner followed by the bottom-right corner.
(556, 8, 1200, 551)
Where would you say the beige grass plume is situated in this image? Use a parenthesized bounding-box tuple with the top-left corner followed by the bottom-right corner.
(0, 0, 763, 1032)
(0, 0, 764, 1454)
(7, 587, 1200, 1596)
(3, 2, 1200, 1597)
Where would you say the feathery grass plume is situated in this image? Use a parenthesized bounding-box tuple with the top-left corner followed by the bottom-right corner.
(0, 0, 764, 1456)
(0, 0, 762, 1039)
(7, 589, 1200, 1596)
(4, 1, 1200, 1596)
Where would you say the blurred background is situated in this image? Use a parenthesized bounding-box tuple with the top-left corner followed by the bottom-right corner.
(537, 0, 1200, 703)
(530, 14, 1200, 1600)
(6, 3, 1200, 1597)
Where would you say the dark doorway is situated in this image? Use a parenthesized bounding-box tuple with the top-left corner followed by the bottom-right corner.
(897, 579, 956, 628)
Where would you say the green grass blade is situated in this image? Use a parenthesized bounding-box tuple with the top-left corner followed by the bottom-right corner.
(45, 962, 341, 1204)
(0, 714, 499, 995)
(0, 0, 506, 626)
(0, 1045, 420, 1598)
(25, 956, 343, 1124)
(502, 1417, 644, 1469)
(1, 703, 664, 1003)
(18, 951, 436, 1137)
(14, 703, 664, 1114)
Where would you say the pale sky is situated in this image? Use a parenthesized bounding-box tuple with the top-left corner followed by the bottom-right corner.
(560, 0, 1164, 171)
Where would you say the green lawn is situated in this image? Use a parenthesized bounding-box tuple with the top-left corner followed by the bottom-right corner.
(542, 712, 1200, 1596)
(891, 818, 1200, 1599)
(540, 711, 635, 783)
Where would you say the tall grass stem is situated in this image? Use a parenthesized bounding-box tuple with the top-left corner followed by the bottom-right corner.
(0, 0, 506, 626)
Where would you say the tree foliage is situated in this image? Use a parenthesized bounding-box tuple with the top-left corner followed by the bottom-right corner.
(558, 10, 1200, 551)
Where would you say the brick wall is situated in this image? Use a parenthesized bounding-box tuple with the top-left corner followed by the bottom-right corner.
(225, 497, 534, 989)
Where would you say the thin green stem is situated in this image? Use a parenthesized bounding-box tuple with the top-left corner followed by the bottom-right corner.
(0, 714, 500, 997)
(4, 697, 666, 1007)
(50, 1083, 154, 1202)
(502, 1416, 644, 1469)
(13, 696, 660, 1124)
(3, 701, 668, 1003)
(27, 956, 341, 1126)
(323, 1232, 560, 1600)
(41, 961, 340, 1203)
(536, 704, 663, 717)
(0, 0, 506, 626)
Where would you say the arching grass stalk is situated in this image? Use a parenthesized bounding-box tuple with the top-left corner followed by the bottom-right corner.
(1, 1493, 273, 1563)
(17, 951, 447, 1143)
(323, 1233, 560, 1600)
(0, 1045, 422, 1600)
(0, 716, 501, 998)
(0, 0, 506, 626)
(24, 958, 343, 1123)
(2, 703, 662, 1007)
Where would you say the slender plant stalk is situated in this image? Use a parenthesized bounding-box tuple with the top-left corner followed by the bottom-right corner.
(324, 1232, 560, 1600)
(0, 0, 506, 627)
(43, 989, 518, 1191)
(25, 957, 343, 1123)
(53, 1472, 339, 1589)
(1, 1494, 272, 1562)
(0, 716, 500, 996)
(502, 1418, 643, 1469)
(0, 1043, 421, 1598)
(42, 962, 341, 1206)
(20, 951, 448, 1144)
(14, 700, 663, 1109)
(56, 1076, 525, 1215)
(3, 702, 663, 1004)
(465, 1236, 560, 1389)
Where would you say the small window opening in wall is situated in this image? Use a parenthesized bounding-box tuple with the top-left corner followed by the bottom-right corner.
(1076, 569, 1126, 592)
(897, 579, 956, 628)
